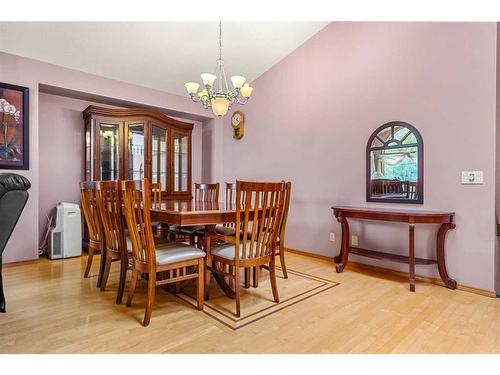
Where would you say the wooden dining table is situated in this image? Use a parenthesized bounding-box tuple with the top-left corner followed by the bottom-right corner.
(150, 199, 239, 298)
(150, 200, 236, 227)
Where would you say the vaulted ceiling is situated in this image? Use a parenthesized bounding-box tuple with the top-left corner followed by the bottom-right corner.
(0, 22, 328, 96)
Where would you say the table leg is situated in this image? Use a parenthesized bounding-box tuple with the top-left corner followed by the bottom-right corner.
(244, 268, 251, 288)
(437, 222, 457, 289)
(408, 222, 416, 292)
(204, 224, 236, 299)
(157, 223, 169, 239)
(334, 216, 350, 273)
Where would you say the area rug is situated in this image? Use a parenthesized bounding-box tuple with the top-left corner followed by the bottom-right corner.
(175, 267, 340, 330)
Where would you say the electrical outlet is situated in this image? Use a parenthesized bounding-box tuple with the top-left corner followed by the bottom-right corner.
(351, 235, 359, 247)
(329, 232, 335, 242)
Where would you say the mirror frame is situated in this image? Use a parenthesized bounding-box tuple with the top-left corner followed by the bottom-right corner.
(366, 121, 424, 204)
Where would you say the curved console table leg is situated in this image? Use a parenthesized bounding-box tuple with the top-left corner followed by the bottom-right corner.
(408, 222, 416, 292)
(334, 216, 350, 273)
(436, 222, 457, 289)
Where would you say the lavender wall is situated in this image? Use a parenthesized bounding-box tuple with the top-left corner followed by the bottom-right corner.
(222, 22, 498, 291)
(0, 51, 220, 264)
(38, 93, 204, 243)
(495, 22, 500, 294)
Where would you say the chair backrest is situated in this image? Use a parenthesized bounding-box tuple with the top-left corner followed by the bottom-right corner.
(194, 183, 219, 202)
(95, 180, 126, 257)
(0, 173, 31, 256)
(150, 182, 162, 208)
(225, 182, 237, 207)
(80, 181, 103, 246)
(223, 182, 237, 228)
(279, 181, 292, 242)
(121, 179, 155, 270)
(234, 181, 286, 261)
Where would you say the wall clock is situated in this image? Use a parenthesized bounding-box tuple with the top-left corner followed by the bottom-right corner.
(231, 110, 245, 140)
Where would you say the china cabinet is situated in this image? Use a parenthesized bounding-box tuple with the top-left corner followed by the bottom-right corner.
(83, 106, 193, 199)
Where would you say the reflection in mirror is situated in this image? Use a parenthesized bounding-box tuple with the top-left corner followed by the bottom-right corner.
(367, 122, 423, 203)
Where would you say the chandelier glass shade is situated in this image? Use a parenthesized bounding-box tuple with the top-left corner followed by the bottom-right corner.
(184, 22, 253, 117)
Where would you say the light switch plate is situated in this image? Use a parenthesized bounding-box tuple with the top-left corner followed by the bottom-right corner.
(461, 171, 484, 184)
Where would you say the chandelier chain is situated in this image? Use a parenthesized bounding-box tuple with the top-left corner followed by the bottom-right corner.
(218, 21, 222, 61)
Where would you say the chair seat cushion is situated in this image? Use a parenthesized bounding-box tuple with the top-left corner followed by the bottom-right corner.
(125, 236, 171, 253)
(155, 242, 205, 265)
(171, 225, 205, 236)
(214, 225, 253, 239)
(211, 241, 259, 260)
(215, 225, 236, 236)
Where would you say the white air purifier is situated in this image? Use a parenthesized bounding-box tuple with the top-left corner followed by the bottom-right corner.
(49, 202, 82, 259)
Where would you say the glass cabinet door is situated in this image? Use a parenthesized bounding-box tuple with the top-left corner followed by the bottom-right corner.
(99, 123, 120, 180)
(84, 119, 93, 181)
(173, 132, 189, 192)
(126, 123, 145, 180)
(151, 125, 168, 192)
(84, 107, 193, 198)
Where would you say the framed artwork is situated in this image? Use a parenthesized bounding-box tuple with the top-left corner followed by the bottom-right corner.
(0, 82, 29, 170)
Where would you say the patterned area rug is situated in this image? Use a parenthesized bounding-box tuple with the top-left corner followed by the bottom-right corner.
(175, 267, 340, 330)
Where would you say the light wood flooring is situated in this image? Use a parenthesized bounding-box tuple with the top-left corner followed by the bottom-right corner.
(1, 251, 499, 353)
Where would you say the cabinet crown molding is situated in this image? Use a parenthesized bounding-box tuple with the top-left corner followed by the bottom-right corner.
(82, 105, 194, 131)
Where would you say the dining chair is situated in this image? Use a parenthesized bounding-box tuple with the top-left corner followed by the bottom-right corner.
(121, 178, 206, 326)
(150, 182, 166, 237)
(95, 181, 130, 304)
(214, 182, 248, 287)
(80, 181, 103, 282)
(215, 182, 237, 236)
(259, 181, 291, 281)
(151, 182, 162, 206)
(170, 182, 220, 246)
(205, 181, 286, 317)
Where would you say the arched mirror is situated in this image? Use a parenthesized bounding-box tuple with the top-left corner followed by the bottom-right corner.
(367, 121, 423, 204)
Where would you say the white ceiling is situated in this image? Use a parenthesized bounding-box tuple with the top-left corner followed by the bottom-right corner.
(0, 22, 328, 96)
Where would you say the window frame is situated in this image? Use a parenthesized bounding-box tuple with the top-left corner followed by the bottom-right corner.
(366, 121, 424, 204)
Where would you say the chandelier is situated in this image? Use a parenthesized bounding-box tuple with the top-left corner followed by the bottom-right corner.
(184, 22, 253, 117)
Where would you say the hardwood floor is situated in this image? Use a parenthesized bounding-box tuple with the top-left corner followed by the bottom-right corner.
(1, 251, 499, 353)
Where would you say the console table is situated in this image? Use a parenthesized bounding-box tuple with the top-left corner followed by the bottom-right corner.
(331, 206, 456, 292)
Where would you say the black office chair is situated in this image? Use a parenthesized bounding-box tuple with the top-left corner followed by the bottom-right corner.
(0, 173, 31, 313)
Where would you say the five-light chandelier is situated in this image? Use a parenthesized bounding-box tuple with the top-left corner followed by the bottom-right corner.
(184, 22, 253, 117)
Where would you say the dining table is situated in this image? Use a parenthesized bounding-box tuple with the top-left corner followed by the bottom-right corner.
(97, 199, 244, 298)
(150, 199, 239, 298)
(150, 199, 237, 227)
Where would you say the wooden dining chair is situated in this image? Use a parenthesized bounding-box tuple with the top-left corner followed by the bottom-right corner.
(170, 182, 220, 246)
(80, 181, 103, 282)
(205, 181, 286, 317)
(215, 182, 237, 236)
(95, 181, 130, 304)
(150, 182, 166, 237)
(260, 181, 292, 280)
(121, 178, 206, 326)
(151, 182, 162, 207)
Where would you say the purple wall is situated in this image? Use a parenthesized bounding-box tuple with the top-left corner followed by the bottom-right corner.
(38, 93, 204, 243)
(222, 22, 498, 291)
(0, 51, 220, 264)
(496, 23, 500, 294)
